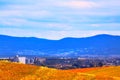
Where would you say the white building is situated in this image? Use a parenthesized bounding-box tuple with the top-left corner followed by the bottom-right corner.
(18, 57, 26, 64)
(13, 55, 26, 64)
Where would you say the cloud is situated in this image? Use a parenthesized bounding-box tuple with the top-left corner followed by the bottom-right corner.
(0, 0, 120, 39)
(90, 23, 120, 30)
(0, 10, 51, 20)
(0, 28, 120, 40)
(57, 1, 97, 9)
(0, 17, 72, 31)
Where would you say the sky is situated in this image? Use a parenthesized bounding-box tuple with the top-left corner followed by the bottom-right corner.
(0, 0, 120, 40)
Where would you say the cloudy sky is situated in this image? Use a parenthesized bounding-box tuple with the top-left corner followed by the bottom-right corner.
(0, 0, 120, 39)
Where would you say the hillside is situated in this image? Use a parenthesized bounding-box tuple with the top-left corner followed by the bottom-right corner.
(0, 61, 120, 80)
(0, 34, 120, 57)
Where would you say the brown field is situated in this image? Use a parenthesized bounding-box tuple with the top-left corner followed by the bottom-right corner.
(0, 61, 120, 80)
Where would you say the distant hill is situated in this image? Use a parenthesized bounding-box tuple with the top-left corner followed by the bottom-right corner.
(0, 34, 120, 57)
(0, 61, 120, 80)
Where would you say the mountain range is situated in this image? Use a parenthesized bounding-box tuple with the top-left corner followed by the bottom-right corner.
(0, 34, 120, 57)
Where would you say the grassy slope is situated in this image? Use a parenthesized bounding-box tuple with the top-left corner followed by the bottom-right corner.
(0, 61, 120, 80)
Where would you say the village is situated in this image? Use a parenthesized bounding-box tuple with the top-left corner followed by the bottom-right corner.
(0, 55, 120, 69)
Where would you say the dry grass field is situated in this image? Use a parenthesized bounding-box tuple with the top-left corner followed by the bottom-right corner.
(0, 61, 120, 80)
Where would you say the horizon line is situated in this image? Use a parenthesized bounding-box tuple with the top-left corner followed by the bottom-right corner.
(0, 33, 119, 40)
